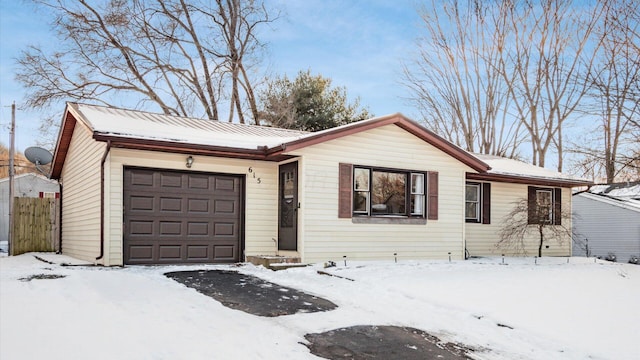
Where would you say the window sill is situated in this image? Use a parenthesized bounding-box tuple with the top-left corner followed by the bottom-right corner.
(352, 216, 427, 225)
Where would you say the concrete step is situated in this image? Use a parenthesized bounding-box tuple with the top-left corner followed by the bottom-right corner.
(246, 255, 305, 271)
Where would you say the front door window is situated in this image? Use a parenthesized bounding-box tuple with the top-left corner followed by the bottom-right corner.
(278, 162, 298, 250)
(280, 170, 295, 228)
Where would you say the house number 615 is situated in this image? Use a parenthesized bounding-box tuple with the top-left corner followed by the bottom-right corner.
(248, 167, 261, 184)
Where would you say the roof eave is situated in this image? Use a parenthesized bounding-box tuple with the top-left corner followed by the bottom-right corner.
(92, 133, 293, 161)
(466, 172, 592, 188)
(50, 106, 79, 180)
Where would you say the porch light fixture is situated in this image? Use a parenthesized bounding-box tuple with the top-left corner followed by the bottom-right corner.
(186, 155, 194, 168)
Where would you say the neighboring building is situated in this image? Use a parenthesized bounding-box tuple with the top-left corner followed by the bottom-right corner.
(50, 103, 590, 266)
(0, 173, 60, 242)
(572, 183, 640, 263)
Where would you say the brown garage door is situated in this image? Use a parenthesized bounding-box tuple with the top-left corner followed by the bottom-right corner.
(123, 168, 243, 265)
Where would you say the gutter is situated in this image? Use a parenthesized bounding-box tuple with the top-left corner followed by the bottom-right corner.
(96, 140, 112, 261)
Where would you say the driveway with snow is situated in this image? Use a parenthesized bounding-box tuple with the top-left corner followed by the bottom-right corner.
(165, 269, 337, 317)
(1, 253, 638, 360)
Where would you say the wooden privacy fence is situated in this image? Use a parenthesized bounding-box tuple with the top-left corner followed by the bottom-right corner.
(11, 197, 60, 255)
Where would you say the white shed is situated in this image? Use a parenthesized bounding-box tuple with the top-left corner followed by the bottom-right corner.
(0, 173, 60, 242)
(572, 191, 640, 263)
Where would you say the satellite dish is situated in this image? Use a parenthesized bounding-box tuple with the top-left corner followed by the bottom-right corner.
(25, 146, 53, 174)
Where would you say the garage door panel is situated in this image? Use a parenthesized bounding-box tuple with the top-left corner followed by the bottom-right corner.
(214, 245, 235, 260)
(129, 196, 154, 211)
(187, 198, 210, 213)
(214, 222, 235, 236)
(188, 175, 211, 189)
(130, 171, 154, 186)
(159, 197, 183, 212)
(124, 168, 242, 264)
(187, 245, 209, 259)
(129, 220, 154, 235)
(160, 173, 183, 188)
(187, 222, 210, 236)
(214, 199, 237, 214)
(158, 245, 182, 259)
(215, 177, 237, 191)
(159, 221, 182, 235)
(128, 245, 154, 261)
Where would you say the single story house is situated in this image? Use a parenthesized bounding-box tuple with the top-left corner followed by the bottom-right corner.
(0, 173, 60, 242)
(572, 183, 640, 263)
(50, 103, 590, 266)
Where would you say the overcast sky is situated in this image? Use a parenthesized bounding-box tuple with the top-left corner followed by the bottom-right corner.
(0, 0, 422, 153)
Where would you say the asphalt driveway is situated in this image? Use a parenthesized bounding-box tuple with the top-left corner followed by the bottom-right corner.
(165, 269, 338, 317)
(166, 269, 474, 359)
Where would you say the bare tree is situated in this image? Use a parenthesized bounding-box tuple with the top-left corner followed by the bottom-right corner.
(405, 0, 605, 168)
(499, 0, 604, 171)
(16, 0, 277, 124)
(404, 0, 524, 158)
(497, 197, 573, 257)
(570, 0, 640, 182)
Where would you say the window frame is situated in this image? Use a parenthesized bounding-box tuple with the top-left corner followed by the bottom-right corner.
(353, 167, 370, 215)
(465, 183, 481, 222)
(352, 165, 426, 218)
(410, 173, 425, 216)
(464, 181, 490, 224)
(535, 189, 554, 224)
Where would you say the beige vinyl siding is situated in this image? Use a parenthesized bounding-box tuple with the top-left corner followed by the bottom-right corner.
(465, 183, 572, 257)
(59, 122, 105, 262)
(105, 149, 278, 265)
(289, 125, 472, 263)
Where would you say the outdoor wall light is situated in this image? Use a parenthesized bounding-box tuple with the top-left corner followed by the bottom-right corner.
(186, 155, 194, 168)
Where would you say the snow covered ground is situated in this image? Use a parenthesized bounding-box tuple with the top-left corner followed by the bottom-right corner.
(1, 253, 638, 360)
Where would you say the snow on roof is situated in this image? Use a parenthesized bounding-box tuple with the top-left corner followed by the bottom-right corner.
(472, 153, 589, 183)
(66, 104, 587, 184)
(70, 103, 309, 150)
(589, 182, 640, 200)
(575, 191, 640, 212)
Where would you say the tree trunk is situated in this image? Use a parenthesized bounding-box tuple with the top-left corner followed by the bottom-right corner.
(538, 225, 544, 257)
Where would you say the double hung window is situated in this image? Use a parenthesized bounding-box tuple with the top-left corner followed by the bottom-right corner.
(527, 186, 562, 225)
(465, 183, 481, 221)
(535, 189, 553, 224)
(464, 182, 490, 224)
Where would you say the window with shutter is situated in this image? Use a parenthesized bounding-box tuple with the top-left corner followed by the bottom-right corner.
(465, 182, 491, 224)
(339, 164, 437, 221)
(527, 186, 562, 225)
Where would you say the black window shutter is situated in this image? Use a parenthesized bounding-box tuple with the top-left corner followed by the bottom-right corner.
(554, 188, 562, 225)
(338, 163, 353, 218)
(482, 183, 491, 224)
(527, 186, 536, 224)
(427, 172, 438, 220)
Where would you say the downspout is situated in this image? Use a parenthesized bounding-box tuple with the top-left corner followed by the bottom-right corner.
(96, 140, 112, 262)
(57, 183, 63, 254)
